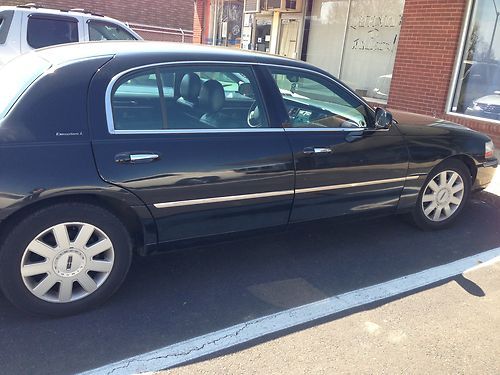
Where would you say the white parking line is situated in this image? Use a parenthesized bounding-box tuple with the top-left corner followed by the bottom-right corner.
(81, 247, 500, 375)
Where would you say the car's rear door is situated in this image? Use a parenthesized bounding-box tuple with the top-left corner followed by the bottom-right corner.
(265, 66, 410, 222)
(90, 61, 294, 243)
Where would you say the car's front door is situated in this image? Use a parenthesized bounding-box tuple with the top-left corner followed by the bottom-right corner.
(90, 62, 294, 243)
(266, 66, 410, 222)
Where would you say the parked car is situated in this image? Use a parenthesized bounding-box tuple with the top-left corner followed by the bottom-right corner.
(465, 92, 500, 120)
(371, 74, 392, 101)
(0, 4, 141, 67)
(456, 61, 500, 112)
(0, 42, 496, 316)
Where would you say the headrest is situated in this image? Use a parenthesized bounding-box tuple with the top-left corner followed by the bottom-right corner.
(199, 80, 225, 113)
(180, 73, 201, 101)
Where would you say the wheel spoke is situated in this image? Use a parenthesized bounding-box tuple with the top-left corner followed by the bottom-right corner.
(52, 224, 70, 249)
(450, 196, 462, 205)
(28, 240, 55, 259)
(424, 202, 437, 216)
(87, 260, 113, 273)
(86, 238, 112, 258)
(32, 274, 57, 297)
(428, 180, 439, 192)
(21, 262, 51, 277)
(439, 171, 447, 186)
(433, 206, 443, 221)
(58, 279, 73, 302)
(447, 173, 459, 188)
(451, 183, 464, 194)
(422, 194, 435, 203)
(77, 273, 98, 293)
(73, 224, 95, 249)
(443, 204, 452, 218)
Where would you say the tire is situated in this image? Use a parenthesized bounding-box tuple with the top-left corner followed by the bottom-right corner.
(0, 203, 132, 316)
(412, 159, 471, 230)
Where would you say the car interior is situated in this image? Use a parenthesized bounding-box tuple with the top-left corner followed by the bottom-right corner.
(112, 68, 267, 131)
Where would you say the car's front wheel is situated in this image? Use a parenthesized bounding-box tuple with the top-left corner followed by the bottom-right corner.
(412, 159, 471, 230)
(0, 203, 132, 316)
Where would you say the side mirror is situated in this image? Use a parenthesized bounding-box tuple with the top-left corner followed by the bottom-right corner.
(375, 107, 393, 129)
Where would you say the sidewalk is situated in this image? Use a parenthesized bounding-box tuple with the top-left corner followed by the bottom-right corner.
(163, 260, 500, 375)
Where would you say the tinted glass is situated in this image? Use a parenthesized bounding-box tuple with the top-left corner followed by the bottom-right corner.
(270, 68, 370, 128)
(27, 16, 79, 49)
(0, 10, 14, 44)
(88, 21, 136, 41)
(0, 53, 51, 119)
(111, 66, 268, 131)
(112, 70, 164, 130)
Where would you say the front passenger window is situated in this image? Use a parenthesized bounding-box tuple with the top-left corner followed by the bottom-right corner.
(270, 68, 371, 129)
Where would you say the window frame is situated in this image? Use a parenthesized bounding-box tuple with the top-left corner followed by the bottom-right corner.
(106, 61, 275, 134)
(266, 65, 376, 129)
(87, 19, 137, 41)
(26, 13, 79, 49)
(445, 0, 500, 125)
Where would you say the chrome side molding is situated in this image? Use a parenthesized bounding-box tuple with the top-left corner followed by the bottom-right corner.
(153, 176, 421, 209)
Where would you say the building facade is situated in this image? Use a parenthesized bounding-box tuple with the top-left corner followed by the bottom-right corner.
(3, 0, 194, 42)
(193, 0, 500, 144)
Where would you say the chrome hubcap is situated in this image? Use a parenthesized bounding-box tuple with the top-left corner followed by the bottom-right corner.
(20, 222, 114, 303)
(421, 170, 465, 222)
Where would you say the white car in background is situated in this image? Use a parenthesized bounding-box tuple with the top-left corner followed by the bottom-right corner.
(372, 74, 392, 100)
(0, 4, 142, 67)
(465, 92, 500, 121)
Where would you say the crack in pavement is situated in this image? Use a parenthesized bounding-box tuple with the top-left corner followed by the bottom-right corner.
(104, 318, 262, 375)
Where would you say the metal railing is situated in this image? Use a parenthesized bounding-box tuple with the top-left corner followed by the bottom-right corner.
(127, 22, 193, 42)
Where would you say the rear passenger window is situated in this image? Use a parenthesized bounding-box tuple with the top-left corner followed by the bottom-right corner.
(27, 15, 79, 49)
(110, 66, 268, 131)
(112, 70, 165, 130)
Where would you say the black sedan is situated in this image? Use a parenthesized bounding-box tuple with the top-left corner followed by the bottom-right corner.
(0, 42, 497, 316)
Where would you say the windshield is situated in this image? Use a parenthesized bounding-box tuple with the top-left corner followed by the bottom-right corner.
(0, 53, 51, 119)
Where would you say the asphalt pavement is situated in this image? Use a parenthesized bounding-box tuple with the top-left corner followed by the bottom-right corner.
(0, 191, 499, 375)
(164, 256, 500, 375)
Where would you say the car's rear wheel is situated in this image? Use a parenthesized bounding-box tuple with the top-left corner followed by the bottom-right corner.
(412, 159, 471, 230)
(0, 203, 132, 316)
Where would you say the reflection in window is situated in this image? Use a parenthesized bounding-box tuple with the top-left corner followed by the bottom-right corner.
(304, 0, 404, 103)
(452, 0, 500, 121)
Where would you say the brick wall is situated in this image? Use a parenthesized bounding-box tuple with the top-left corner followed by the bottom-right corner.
(193, 0, 211, 44)
(388, 0, 500, 144)
(3, 0, 193, 42)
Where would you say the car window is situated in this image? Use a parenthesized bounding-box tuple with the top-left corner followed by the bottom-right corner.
(0, 53, 51, 119)
(0, 10, 14, 44)
(270, 67, 371, 129)
(27, 15, 79, 49)
(111, 65, 268, 131)
(88, 20, 136, 41)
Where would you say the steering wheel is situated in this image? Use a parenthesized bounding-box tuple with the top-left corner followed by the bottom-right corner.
(247, 101, 263, 128)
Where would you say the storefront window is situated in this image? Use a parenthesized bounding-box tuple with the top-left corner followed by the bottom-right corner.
(451, 0, 500, 121)
(303, 0, 404, 103)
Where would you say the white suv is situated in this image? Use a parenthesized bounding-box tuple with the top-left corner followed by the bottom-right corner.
(0, 4, 142, 67)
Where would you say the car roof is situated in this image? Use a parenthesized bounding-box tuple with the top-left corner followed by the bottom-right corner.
(1, 5, 108, 19)
(33, 41, 322, 73)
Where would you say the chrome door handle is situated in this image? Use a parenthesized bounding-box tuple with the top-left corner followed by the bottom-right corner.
(115, 152, 160, 163)
(303, 147, 332, 155)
